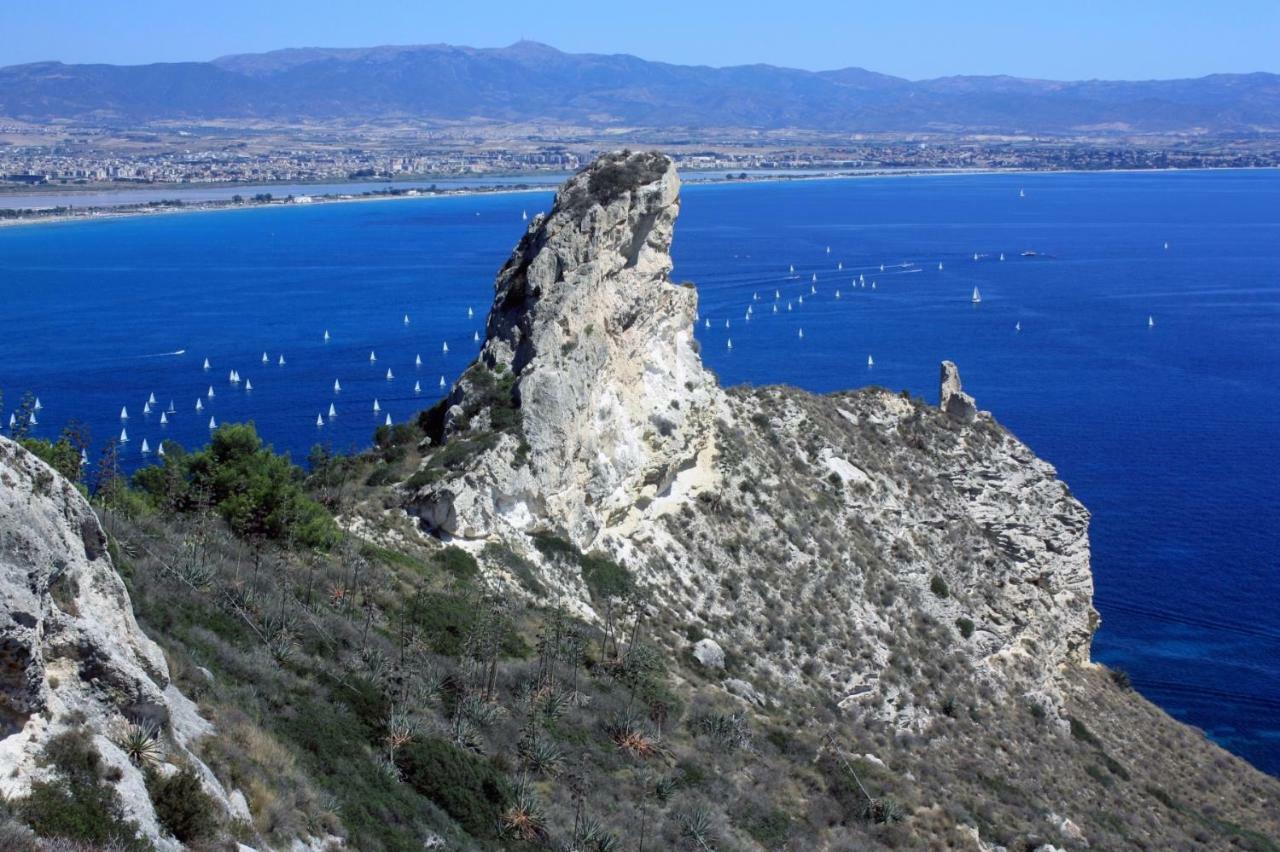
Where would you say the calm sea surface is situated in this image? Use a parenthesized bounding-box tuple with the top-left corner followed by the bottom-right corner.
(2, 170, 1278, 775)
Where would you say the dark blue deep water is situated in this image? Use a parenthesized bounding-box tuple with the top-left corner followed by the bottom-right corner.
(2, 171, 1278, 775)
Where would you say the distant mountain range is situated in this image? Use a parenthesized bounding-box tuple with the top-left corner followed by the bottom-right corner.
(3, 40, 1278, 135)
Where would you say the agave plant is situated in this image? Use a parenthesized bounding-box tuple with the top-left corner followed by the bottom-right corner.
(520, 734, 564, 776)
(117, 721, 164, 768)
(500, 775, 547, 842)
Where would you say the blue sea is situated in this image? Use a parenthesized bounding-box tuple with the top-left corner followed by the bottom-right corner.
(2, 170, 1278, 775)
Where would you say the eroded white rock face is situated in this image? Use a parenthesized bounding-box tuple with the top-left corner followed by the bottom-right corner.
(0, 437, 231, 846)
(413, 151, 719, 547)
(404, 153, 1097, 723)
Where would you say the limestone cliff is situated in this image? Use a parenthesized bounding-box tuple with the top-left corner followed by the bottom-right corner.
(407, 151, 1096, 720)
(0, 436, 234, 848)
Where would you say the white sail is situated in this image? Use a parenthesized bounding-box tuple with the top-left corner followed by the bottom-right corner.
(120, 406, 129, 420)
(414, 381, 421, 394)
(442, 341, 449, 354)
(811, 273, 817, 283)
(262, 352, 269, 364)
(825, 246, 831, 254)
(835, 290, 841, 299)
(80, 449, 87, 466)
(9, 413, 15, 428)
(34, 397, 43, 411)
(208, 386, 215, 398)
(415, 354, 422, 367)
(704, 318, 710, 328)
(329, 403, 337, 417)
(439, 376, 446, 388)
(1000, 252, 1005, 261)
(369, 350, 377, 363)
(334, 379, 342, 393)
(1020, 188, 1026, 198)
(404, 314, 410, 325)
(203, 357, 210, 370)
(871, 282, 876, 290)
(278, 354, 285, 366)
(167, 401, 175, 413)
(726, 338, 733, 350)
(385, 413, 392, 427)
(157, 444, 165, 457)
(772, 304, 778, 313)
(160, 412, 168, 425)
(1016, 321, 1022, 332)
(245, 380, 253, 391)
(141, 439, 150, 455)
(938, 262, 943, 270)
(317, 414, 325, 427)
(972, 286, 982, 304)
(373, 399, 381, 413)
(522, 210, 528, 221)
(473, 331, 480, 342)
(323, 330, 330, 342)
(867, 355, 874, 367)
(1163, 242, 1169, 251)
(144, 401, 151, 414)
(798, 328, 805, 339)
(195, 399, 203, 412)
(120, 427, 129, 443)
(1148, 315, 1155, 328)
(209, 416, 217, 430)
(386, 368, 394, 380)
(148, 392, 156, 405)
(468, 306, 474, 318)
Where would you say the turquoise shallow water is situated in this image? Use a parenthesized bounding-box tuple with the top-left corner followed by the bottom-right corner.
(2, 169, 1278, 775)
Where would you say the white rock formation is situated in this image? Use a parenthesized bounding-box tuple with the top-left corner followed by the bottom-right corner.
(412, 151, 718, 547)
(406, 152, 1097, 721)
(0, 436, 232, 847)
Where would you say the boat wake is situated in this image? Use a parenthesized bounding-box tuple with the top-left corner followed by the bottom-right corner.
(142, 349, 187, 358)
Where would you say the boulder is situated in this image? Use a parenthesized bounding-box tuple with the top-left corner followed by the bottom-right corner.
(692, 638, 725, 669)
(940, 360, 978, 423)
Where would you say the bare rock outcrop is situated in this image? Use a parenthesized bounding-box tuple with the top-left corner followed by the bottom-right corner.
(412, 151, 718, 547)
(0, 436, 232, 847)
(940, 359, 978, 423)
(404, 151, 1097, 720)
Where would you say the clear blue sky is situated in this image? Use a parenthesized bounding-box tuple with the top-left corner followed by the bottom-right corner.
(2, 0, 1276, 79)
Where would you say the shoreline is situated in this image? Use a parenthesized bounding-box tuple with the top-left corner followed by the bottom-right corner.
(2, 164, 1277, 231)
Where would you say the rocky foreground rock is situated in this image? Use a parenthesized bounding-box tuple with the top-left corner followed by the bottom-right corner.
(409, 150, 1095, 722)
(0, 437, 234, 848)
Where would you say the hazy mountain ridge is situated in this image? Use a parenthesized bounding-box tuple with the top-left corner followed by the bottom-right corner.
(2, 40, 1278, 134)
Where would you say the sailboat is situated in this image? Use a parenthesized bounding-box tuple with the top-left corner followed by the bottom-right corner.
(157, 444, 165, 458)
(262, 352, 269, 364)
(160, 412, 168, 425)
(871, 282, 876, 290)
(415, 354, 422, 367)
(468, 307, 475, 319)
(1015, 321, 1022, 332)
(938, 262, 944, 271)
(775, 289, 781, 299)
(121, 406, 129, 420)
(1163, 242, 1169, 251)
(439, 376, 446, 388)
(835, 290, 841, 299)
(230, 370, 239, 384)
(195, 399, 204, 412)
(788, 264, 794, 275)
(473, 331, 480, 342)
(244, 380, 253, 391)
(704, 318, 711, 329)
(148, 392, 157, 405)
(80, 449, 87, 466)
(329, 403, 337, 418)
(772, 304, 778, 313)
(825, 246, 831, 254)
(386, 368, 394, 381)
(34, 397, 43, 411)
(725, 319, 730, 329)
(141, 439, 150, 456)
(837, 262, 843, 270)
(999, 253, 1005, 261)
(120, 427, 129, 443)
(522, 210, 528, 221)
(333, 379, 342, 393)
(369, 350, 377, 363)
(798, 328, 805, 339)
(372, 399, 381, 413)
(29, 413, 37, 426)
(385, 413, 393, 427)
(442, 342, 449, 354)
(167, 401, 175, 414)
(278, 354, 285, 366)
(1019, 188, 1026, 198)
(323, 330, 330, 342)
(971, 286, 982, 304)
(203, 357, 210, 370)
(812, 273, 817, 283)
(799, 295, 805, 305)
(1148, 315, 1155, 328)
(867, 355, 874, 367)
(8, 413, 16, 428)
(403, 314, 410, 325)
(414, 380, 421, 394)
(209, 416, 217, 430)
(973, 252, 979, 261)
(316, 414, 325, 427)
(143, 402, 151, 415)
(207, 386, 216, 398)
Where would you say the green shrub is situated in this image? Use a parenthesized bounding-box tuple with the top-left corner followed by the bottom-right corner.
(930, 575, 950, 598)
(436, 546, 479, 582)
(147, 766, 220, 843)
(955, 617, 975, 639)
(747, 808, 792, 846)
(18, 728, 147, 850)
(395, 737, 511, 838)
(580, 551, 632, 601)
